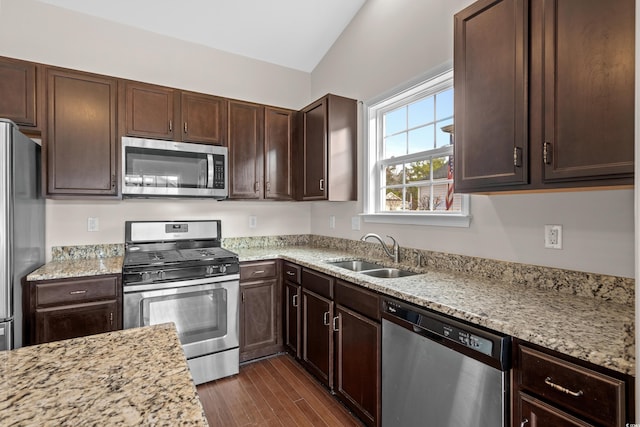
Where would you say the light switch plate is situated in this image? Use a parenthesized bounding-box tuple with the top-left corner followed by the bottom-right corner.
(87, 217, 99, 232)
(351, 216, 361, 231)
(248, 215, 257, 229)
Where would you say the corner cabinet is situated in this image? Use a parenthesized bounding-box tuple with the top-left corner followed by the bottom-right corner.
(0, 56, 41, 132)
(23, 274, 122, 345)
(45, 68, 118, 196)
(228, 101, 294, 200)
(121, 80, 226, 145)
(239, 260, 282, 362)
(454, 0, 634, 193)
(299, 94, 357, 201)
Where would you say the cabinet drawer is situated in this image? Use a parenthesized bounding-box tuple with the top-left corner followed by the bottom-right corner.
(301, 268, 333, 299)
(283, 262, 301, 284)
(335, 280, 379, 321)
(240, 261, 277, 281)
(519, 345, 625, 426)
(35, 276, 119, 307)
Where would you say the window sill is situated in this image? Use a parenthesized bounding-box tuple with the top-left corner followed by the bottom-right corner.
(361, 212, 471, 228)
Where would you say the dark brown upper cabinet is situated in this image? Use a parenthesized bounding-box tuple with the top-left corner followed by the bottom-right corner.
(228, 101, 294, 200)
(454, 0, 634, 193)
(0, 56, 41, 131)
(46, 68, 118, 196)
(122, 81, 226, 145)
(299, 94, 357, 201)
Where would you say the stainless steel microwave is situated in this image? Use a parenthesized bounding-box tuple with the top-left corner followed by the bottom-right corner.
(121, 137, 228, 199)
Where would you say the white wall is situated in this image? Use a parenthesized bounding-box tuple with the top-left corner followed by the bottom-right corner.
(310, 0, 635, 278)
(0, 0, 314, 259)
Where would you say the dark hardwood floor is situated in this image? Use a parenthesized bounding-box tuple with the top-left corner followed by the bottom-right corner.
(197, 354, 363, 426)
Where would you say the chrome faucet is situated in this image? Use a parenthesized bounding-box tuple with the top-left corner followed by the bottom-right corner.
(360, 233, 399, 263)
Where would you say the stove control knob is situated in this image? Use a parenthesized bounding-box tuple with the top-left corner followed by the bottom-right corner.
(206, 266, 215, 275)
(157, 270, 166, 280)
(219, 264, 228, 274)
(140, 272, 151, 282)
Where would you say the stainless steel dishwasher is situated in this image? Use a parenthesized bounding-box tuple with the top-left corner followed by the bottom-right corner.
(381, 298, 511, 427)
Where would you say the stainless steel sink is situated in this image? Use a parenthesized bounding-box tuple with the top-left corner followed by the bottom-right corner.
(327, 260, 384, 272)
(360, 268, 417, 278)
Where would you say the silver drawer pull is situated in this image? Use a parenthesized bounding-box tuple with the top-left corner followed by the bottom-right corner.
(333, 316, 339, 332)
(292, 294, 298, 307)
(69, 290, 87, 295)
(520, 419, 529, 427)
(252, 270, 265, 275)
(323, 311, 330, 326)
(544, 377, 584, 397)
(286, 271, 296, 276)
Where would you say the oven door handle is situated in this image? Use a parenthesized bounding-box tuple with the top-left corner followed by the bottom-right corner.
(207, 154, 214, 188)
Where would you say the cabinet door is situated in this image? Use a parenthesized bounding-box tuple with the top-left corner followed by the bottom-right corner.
(335, 305, 380, 427)
(181, 92, 226, 145)
(516, 392, 594, 427)
(301, 98, 327, 200)
(284, 281, 301, 357)
(0, 57, 37, 127)
(540, 0, 634, 182)
(228, 100, 264, 199)
(124, 81, 177, 140)
(264, 107, 293, 200)
(46, 68, 117, 196)
(302, 288, 333, 388)
(35, 300, 119, 344)
(453, 0, 528, 191)
(240, 278, 280, 361)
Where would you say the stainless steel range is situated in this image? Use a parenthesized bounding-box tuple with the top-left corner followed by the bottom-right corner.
(122, 220, 239, 385)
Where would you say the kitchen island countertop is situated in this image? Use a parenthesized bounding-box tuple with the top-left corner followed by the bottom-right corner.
(0, 323, 208, 426)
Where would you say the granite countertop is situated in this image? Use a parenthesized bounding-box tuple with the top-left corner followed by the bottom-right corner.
(0, 323, 208, 426)
(26, 245, 635, 376)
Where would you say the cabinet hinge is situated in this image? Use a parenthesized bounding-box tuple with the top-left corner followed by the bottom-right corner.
(543, 142, 552, 165)
(513, 147, 522, 167)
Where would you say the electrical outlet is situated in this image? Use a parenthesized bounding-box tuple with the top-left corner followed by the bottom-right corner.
(329, 215, 336, 229)
(248, 215, 257, 229)
(87, 217, 99, 232)
(544, 225, 562, 249)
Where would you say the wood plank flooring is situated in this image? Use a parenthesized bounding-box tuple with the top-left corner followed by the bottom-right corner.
(196, 354, 363, 426)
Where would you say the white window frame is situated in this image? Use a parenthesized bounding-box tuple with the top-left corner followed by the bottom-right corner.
(361, 69, 471, 227)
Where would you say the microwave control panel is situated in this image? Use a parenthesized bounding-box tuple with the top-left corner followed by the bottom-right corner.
(212, 154, 225, 189)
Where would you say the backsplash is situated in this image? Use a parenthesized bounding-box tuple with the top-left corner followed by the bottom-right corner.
(51, 234, 634, 306)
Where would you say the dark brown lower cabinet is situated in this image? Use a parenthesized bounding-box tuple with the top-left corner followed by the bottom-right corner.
(301, 288, 333, 388)
(517, 392, 593, 427)
(334, 304, 380, 427)
(283, 280, 301, 357)
(23, 274, 122, 345)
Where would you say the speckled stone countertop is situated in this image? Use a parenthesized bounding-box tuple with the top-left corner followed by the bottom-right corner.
(25, 240, 635, 376)
(236, 246, 635, 376)
(0, 323, 208, 426)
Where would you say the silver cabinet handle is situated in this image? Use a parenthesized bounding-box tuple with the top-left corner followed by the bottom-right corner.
(544, 377, 584, 397)
(332, 316, 339, 332)
(184, 122, 188, 133)
(169, 120, 172, 133)
(323, 311, 330, 326)
(319, 178, 325, 191)
(543, 141, 552, 164)
(292, 294, 298, 307)
(520, 419, 529, 427)
(286, 271, 296, 276)
(252, 270, 265, 275)
(69, 290, 87, 295)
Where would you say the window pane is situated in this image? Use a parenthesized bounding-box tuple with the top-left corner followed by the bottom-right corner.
(384, 107, 406, 136)
(407, 185, 433, 211)
(408, 125, 433, 153)
(382, 187, 404, 211)
(406, 160, 431, 183)
(384, 164, 404, 186)
(431, 156, 450, 182)
(408, 97, 434, 129)
(436, 88, 454, 121)
(384, 133, 407, 158)
(436, 119, 454, 148)
(431, 184, 449, 211)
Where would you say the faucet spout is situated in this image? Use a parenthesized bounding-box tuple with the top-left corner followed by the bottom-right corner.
(360, 233, 399, 263)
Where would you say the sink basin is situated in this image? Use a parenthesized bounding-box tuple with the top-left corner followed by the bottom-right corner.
(327, 260, 384, 272)
(360, 268, 417, 278)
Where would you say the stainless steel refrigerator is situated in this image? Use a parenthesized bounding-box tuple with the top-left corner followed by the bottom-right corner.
(0, 119, 45, 351)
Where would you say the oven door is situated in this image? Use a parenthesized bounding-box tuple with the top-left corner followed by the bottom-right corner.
(123, 279, 239, 359)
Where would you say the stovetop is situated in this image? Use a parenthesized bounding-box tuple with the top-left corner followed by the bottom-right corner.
(123, 246, 237, 267)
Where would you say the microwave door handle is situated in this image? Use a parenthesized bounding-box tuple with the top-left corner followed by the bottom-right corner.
(207, 154, 214, 188)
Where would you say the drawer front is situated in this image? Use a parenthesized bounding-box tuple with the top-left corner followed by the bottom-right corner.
(240, 260, 277, 281)
(36, 276, 119, 307)
(519, 345, 624, 426)
(334, 280, 379, 321)
(301, 268, 333, 299)
(283, 262, 301, 284)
